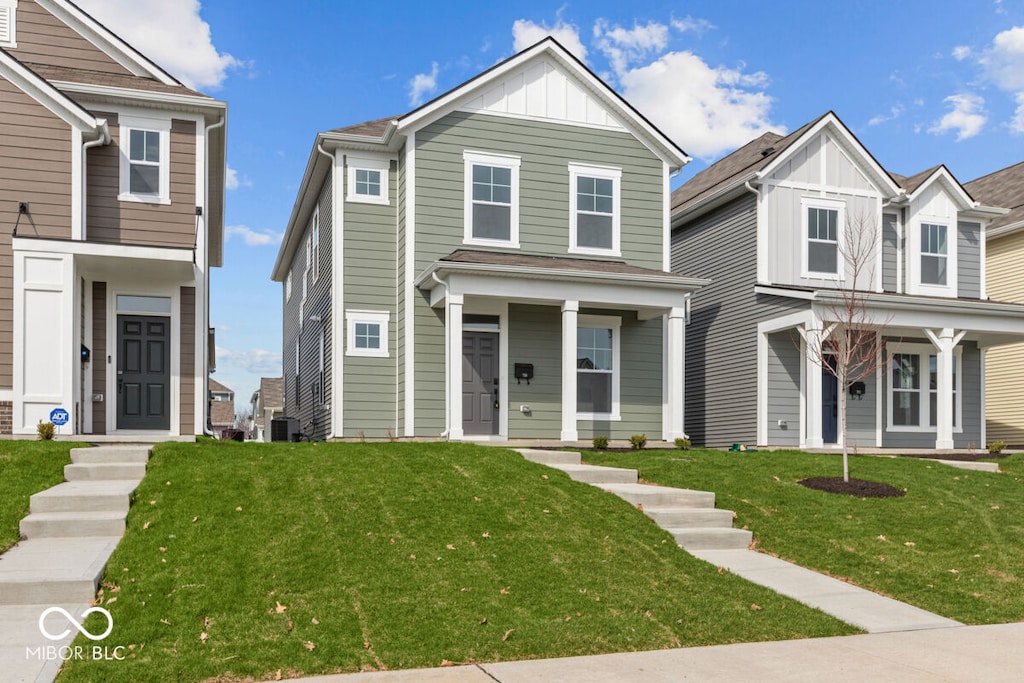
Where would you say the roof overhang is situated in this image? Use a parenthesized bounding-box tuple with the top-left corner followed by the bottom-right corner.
(904, 165, 976, 211)
(13, 236, 196, 281)
(0, 49, 104, 137)
(987, 219, 1024, 240)
(272, 134, 334, 281)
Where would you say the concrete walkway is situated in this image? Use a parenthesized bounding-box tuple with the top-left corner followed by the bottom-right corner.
(284, 622, 1024, 682)
(0, 445, 148, 683)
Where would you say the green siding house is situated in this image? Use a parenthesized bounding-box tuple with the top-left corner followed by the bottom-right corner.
(272, 38, 706, 442)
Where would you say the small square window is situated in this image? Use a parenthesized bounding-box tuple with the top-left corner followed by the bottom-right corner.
(346, 311, 389, 357)
(355, 169, 381, 197)
(347, 158, 390, 204)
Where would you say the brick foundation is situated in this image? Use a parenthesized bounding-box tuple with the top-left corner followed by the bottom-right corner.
(0, 401, 11, 435)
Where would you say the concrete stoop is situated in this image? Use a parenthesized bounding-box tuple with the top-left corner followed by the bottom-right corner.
(516, 449, 752, 551)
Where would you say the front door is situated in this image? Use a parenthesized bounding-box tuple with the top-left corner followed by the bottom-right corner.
(821, 357, 838, 444)
(462, 332, 498, 435)
(117, 315, 170, 430)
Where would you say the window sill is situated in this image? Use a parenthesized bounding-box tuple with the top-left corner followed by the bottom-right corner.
(463, 238, 520, 249)
(118, 193, 171, 206)
(801, 271, 844, 282)
(346, 193, 390, 206)
(346, 350, 390, 358)
(569, 246, 621, 258)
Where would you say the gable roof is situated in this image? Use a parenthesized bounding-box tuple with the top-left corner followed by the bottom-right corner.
(0, 46, 105, 136)
(966, 161, 1024, 238)
(208, 377, 233, 395)
(259, 377, 284, 409)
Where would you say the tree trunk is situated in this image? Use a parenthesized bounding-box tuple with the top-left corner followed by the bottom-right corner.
(840, 378, 849, 482)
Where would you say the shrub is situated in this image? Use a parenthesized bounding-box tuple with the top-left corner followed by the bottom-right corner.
(592, 435, 609, 450)
(674, 437, 691, 450)
(988, 441, 1007, 454)
(629, 434, 647, 450)
(36, 421, 55, 441)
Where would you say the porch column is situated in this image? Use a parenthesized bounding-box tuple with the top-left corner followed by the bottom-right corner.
(665, 306, 686, 440)
(561, 300, 579, 442)
(803, 323, 824, 448)
(447, 293, 464, 440)
(925, 328, 964, 449)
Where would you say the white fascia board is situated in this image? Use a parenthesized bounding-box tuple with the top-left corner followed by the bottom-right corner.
(52, 81, 226, 116)
(672, 174, 758, 225)
(417, 261, 710, 292)
(272, 138, 333, 281)
(0, 52, 100, 134)
(13, 236, 192, 262)
(37, 0, 179, 85)
(396, 39, 689, 169)
(811, 292, 1024, 335)
(758, 113, 901, 197)
(904, 166, 975, 211)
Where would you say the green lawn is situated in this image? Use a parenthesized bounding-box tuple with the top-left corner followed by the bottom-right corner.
(59, 441, 851, 682)
(584, 448, 1024, 625)
(0, 441, 83, 552)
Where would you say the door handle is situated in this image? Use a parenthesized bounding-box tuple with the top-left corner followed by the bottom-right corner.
(493, 388, 499, 409)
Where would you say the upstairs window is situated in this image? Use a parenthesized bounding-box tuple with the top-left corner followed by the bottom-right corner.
(347, 157, 390, 204)
(0, 1, 18, 47)
(920, 223, 948, 286)
(464, 151, 520, 247)
(570, 164, 621, 255)
(804, 200, 842, 277)
(119, 117, 170, 204)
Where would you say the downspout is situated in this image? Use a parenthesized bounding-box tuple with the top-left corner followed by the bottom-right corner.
(80, 121, 111, 241)
(201, 116, 226, 437)
(314, 141, 335, 439)
(431, 271, 451, 439)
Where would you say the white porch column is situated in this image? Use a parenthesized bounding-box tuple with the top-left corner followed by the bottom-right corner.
(803, 324, 824, 448)
(561, 300, 579, 442)
(926, 328, 963, 450)
(664, 307, 686, 440)
(447, 293, 464, 440)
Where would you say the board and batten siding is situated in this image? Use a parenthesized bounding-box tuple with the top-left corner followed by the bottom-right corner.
(984, 230, 1024, 445)
(11, 0, 135, 76)
(956, 221, 981, 299)
(671, 193, 807, 447)
(0, 76, 73, 390)
(413, 111, 665, 272)
(342, 158, 398, 438)
(882, 213, 899, 293)
(86, 114, 198, 248)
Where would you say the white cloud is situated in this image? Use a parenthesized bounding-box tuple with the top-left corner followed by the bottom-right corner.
(980, 25, 1024, 91)
(512, 18, 587, 62)
(671, 16, 715, 36)
(225, 167, 252, 191)
(952, 45, 972, 61)
(928, 93, 987, 140)
(408, 62, 439, 107)
(594, 20, 670, 76)
(77, 0, 242, 90)
(1011, 93, 1024, 134)
(216, 348, 282, 375)
(618, 51, 783, 160)
(225, 225, 282, 247)
(868, 105, 904, 126)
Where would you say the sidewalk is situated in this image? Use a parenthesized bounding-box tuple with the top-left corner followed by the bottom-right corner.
(287, 622, 1024, 682)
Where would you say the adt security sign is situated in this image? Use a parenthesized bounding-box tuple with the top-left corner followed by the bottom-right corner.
(49, 408, 69, 426)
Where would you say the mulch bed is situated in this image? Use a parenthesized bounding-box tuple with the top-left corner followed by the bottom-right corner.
(798, 477, 905, 498)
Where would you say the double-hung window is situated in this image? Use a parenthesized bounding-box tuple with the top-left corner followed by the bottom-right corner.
(803, 198, 843, 277)
(346, 310, 389, 358)
(569, 164, 621, 255)
(889, 344, 961, 430)
(119, 116, 170, 203)
(347, 157, 389, 204)
(464, 151, 520, 246)
(576, 315, 620, 419)
(920, 223, 947, 286)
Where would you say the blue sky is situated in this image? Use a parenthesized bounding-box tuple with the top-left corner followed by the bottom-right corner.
(77, 0, 1024, 408)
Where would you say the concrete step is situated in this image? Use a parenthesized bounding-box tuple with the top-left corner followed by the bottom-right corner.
(0, 536, 120, 605)
(670, 527, 753, 551)
(557, 463, 638, 485)
(601, 483, 715, 509)
(64, 462, 146, 481)
(517, 449, 582, 466)
(645, 507, 736, 529)
(30, 480, 137, 513)
(70, 447, 150, 464)
(20, 511, 126, 539)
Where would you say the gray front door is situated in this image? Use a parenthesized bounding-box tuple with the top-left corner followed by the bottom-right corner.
(117, 315, 170, 430)
(463, 332, 498, 435)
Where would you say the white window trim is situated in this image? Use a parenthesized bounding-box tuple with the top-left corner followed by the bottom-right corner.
(800, 197, 845, 281)
(347, 156, 390, 205)
(0, 1, 19, 48)
(118, 115, 172, 205)
(568, 163, 621, 257)
(910, 217, 958, 297)
(576, 314, 621, 421)
(886, 342, 962, 433)
(463, 150, 521, 248)
(346, 310, 390, 358)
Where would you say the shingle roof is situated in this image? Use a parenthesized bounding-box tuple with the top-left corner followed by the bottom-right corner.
(440, 249, 685, 278)
(208, 377, 233, 395)
(27, 62, 208, 98)
(329, 116, 396, 137)
(210, 400, 235, 429)
(895, 165, 944, 195)
(259, 377, 283, 410)
(965, 161, 1024, 234)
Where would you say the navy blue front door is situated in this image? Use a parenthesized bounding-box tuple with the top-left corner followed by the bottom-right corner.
(821, 359, 838, 444)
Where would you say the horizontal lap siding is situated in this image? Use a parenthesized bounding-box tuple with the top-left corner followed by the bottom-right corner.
(985, 231, 1024, 444)
(344, 161, 398, 437)
(957, 221, 981, 299)
(507, 304, 561, 438)
(86, 116, 197, 248)
(414, 298, 445, 436)
(12, 1, 135, 75)
(766, 332, 800, 446)
(414, 111, 664, 271)
(671, 194, 806, 447)
(882, 213, 898, 293)
(0, 77, 73, 390)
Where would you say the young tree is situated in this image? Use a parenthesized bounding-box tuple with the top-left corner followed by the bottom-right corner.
(801, 213, 891, 482)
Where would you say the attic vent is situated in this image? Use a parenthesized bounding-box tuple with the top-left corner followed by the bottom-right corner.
(760, 146, 776, 158)
(0, 6, 12, 45)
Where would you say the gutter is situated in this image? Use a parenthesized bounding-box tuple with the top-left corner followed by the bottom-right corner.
(416, 261, 711, 291)
(672, 171, 759, 225)
(201, 115, 226, 438)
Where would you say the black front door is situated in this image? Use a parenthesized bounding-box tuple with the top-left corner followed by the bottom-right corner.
(462, 332, 499, 435)
(117, 315, 170, 430)
(822, 356, 838, 444)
